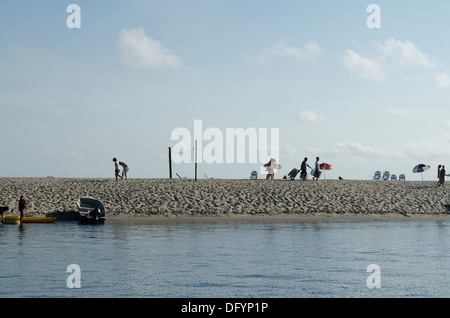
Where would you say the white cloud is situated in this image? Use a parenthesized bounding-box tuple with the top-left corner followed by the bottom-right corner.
(342, 50, 386, 81)
(342, 39, 436, 81)
(295, 110, 324, 123)
(377, 39, 436, 69)
(387, 107, 421, 118)
(117, 27, 183, 70)
(247, 41, 322, 65)
(322, 139, 450, 163)
(434, 73, 450, 88)
(332, 141, 396, 160)
(282, 144, 298, 157)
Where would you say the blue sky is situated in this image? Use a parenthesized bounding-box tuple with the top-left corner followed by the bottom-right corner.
(2, 1, 450, 180)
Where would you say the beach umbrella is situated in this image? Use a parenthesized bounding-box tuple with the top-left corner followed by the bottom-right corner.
(319, 163, 333, 179)
(412, 164, 430, 181)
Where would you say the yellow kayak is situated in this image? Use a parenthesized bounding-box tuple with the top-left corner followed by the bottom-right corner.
(3, 216, 56, 223)
(3, 216, 20, 224)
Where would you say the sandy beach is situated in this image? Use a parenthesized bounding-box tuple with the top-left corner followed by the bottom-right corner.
(1, 177, 450, 220)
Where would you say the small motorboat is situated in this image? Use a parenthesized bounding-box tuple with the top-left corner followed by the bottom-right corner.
(76, 196, 106, 224)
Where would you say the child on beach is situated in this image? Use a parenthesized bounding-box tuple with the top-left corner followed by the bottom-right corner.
(119, 161, 129, 180)
(113, 158, 120, 181)
(264, 158, 281, 180)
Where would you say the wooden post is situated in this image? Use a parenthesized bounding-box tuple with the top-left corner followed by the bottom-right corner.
(168, 147, 172, 179)
(195, 139, 198, 181)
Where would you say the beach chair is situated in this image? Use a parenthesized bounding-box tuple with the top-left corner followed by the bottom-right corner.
(250, 171, 258, 180)
(373, 171, 381, 180)
(391, 174, 397, 181)
(399, 174, 406, 181)
(382, 171, 390, 181)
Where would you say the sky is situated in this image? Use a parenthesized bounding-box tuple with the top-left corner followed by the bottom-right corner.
(2, 1, 450, 180)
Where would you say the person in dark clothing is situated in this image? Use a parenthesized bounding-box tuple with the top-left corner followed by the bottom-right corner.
(300, 157, 312, 180)
(18, 196, 30, 223)
(0, 206, 8, 223)
(438, 165, 447, 187)
(437, 165, 442, 186)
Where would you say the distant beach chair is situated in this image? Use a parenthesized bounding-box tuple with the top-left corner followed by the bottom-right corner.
(204, 173, 214, 179)
(390, 174, 397, 181)
(176, 173, 186, 179)
(382, 171, 390, 181)
(399, 174, 406, 181)
(250, 171, 258, 180)
(373, 171, 381, 180)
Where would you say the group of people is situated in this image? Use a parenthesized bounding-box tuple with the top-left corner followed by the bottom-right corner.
(113, 158, 129, 181)
(265, 156, 323, 181)
(300, 157, 321, 181)
(437, 165, 448, 187)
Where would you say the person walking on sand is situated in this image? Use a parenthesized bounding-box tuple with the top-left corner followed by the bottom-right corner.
(437, 165, 442, 186)
(300, 157, 312, 180)
(18, 195, 30, 224)
(119, 161, 129, 180)
(113, 158, 121, 181)
(313, 157, 320, 181)
(438, 165, 448, 187)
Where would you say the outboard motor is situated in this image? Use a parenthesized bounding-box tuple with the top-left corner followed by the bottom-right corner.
(88, 208, 101, 221)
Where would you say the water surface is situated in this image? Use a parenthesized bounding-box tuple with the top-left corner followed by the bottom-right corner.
(1, 218, 450, 298)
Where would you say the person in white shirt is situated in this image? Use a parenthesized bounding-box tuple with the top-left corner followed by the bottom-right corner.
(313, 157, 320, 181)
(113, 158, 120, 181)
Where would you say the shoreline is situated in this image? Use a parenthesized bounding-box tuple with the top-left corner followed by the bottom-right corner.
(1, 177, 450, 221)
(106, 213, 450, 221)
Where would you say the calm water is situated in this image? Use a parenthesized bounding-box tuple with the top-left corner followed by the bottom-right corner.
(2, 218, 450, 298)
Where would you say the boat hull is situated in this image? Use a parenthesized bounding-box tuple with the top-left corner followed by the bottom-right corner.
(3, 216, 56, 223)
(3, 216, 20, 224)
(76, 196, 106, 224)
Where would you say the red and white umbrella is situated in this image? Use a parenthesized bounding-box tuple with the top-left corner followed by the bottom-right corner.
(319, 163, 333, 179)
